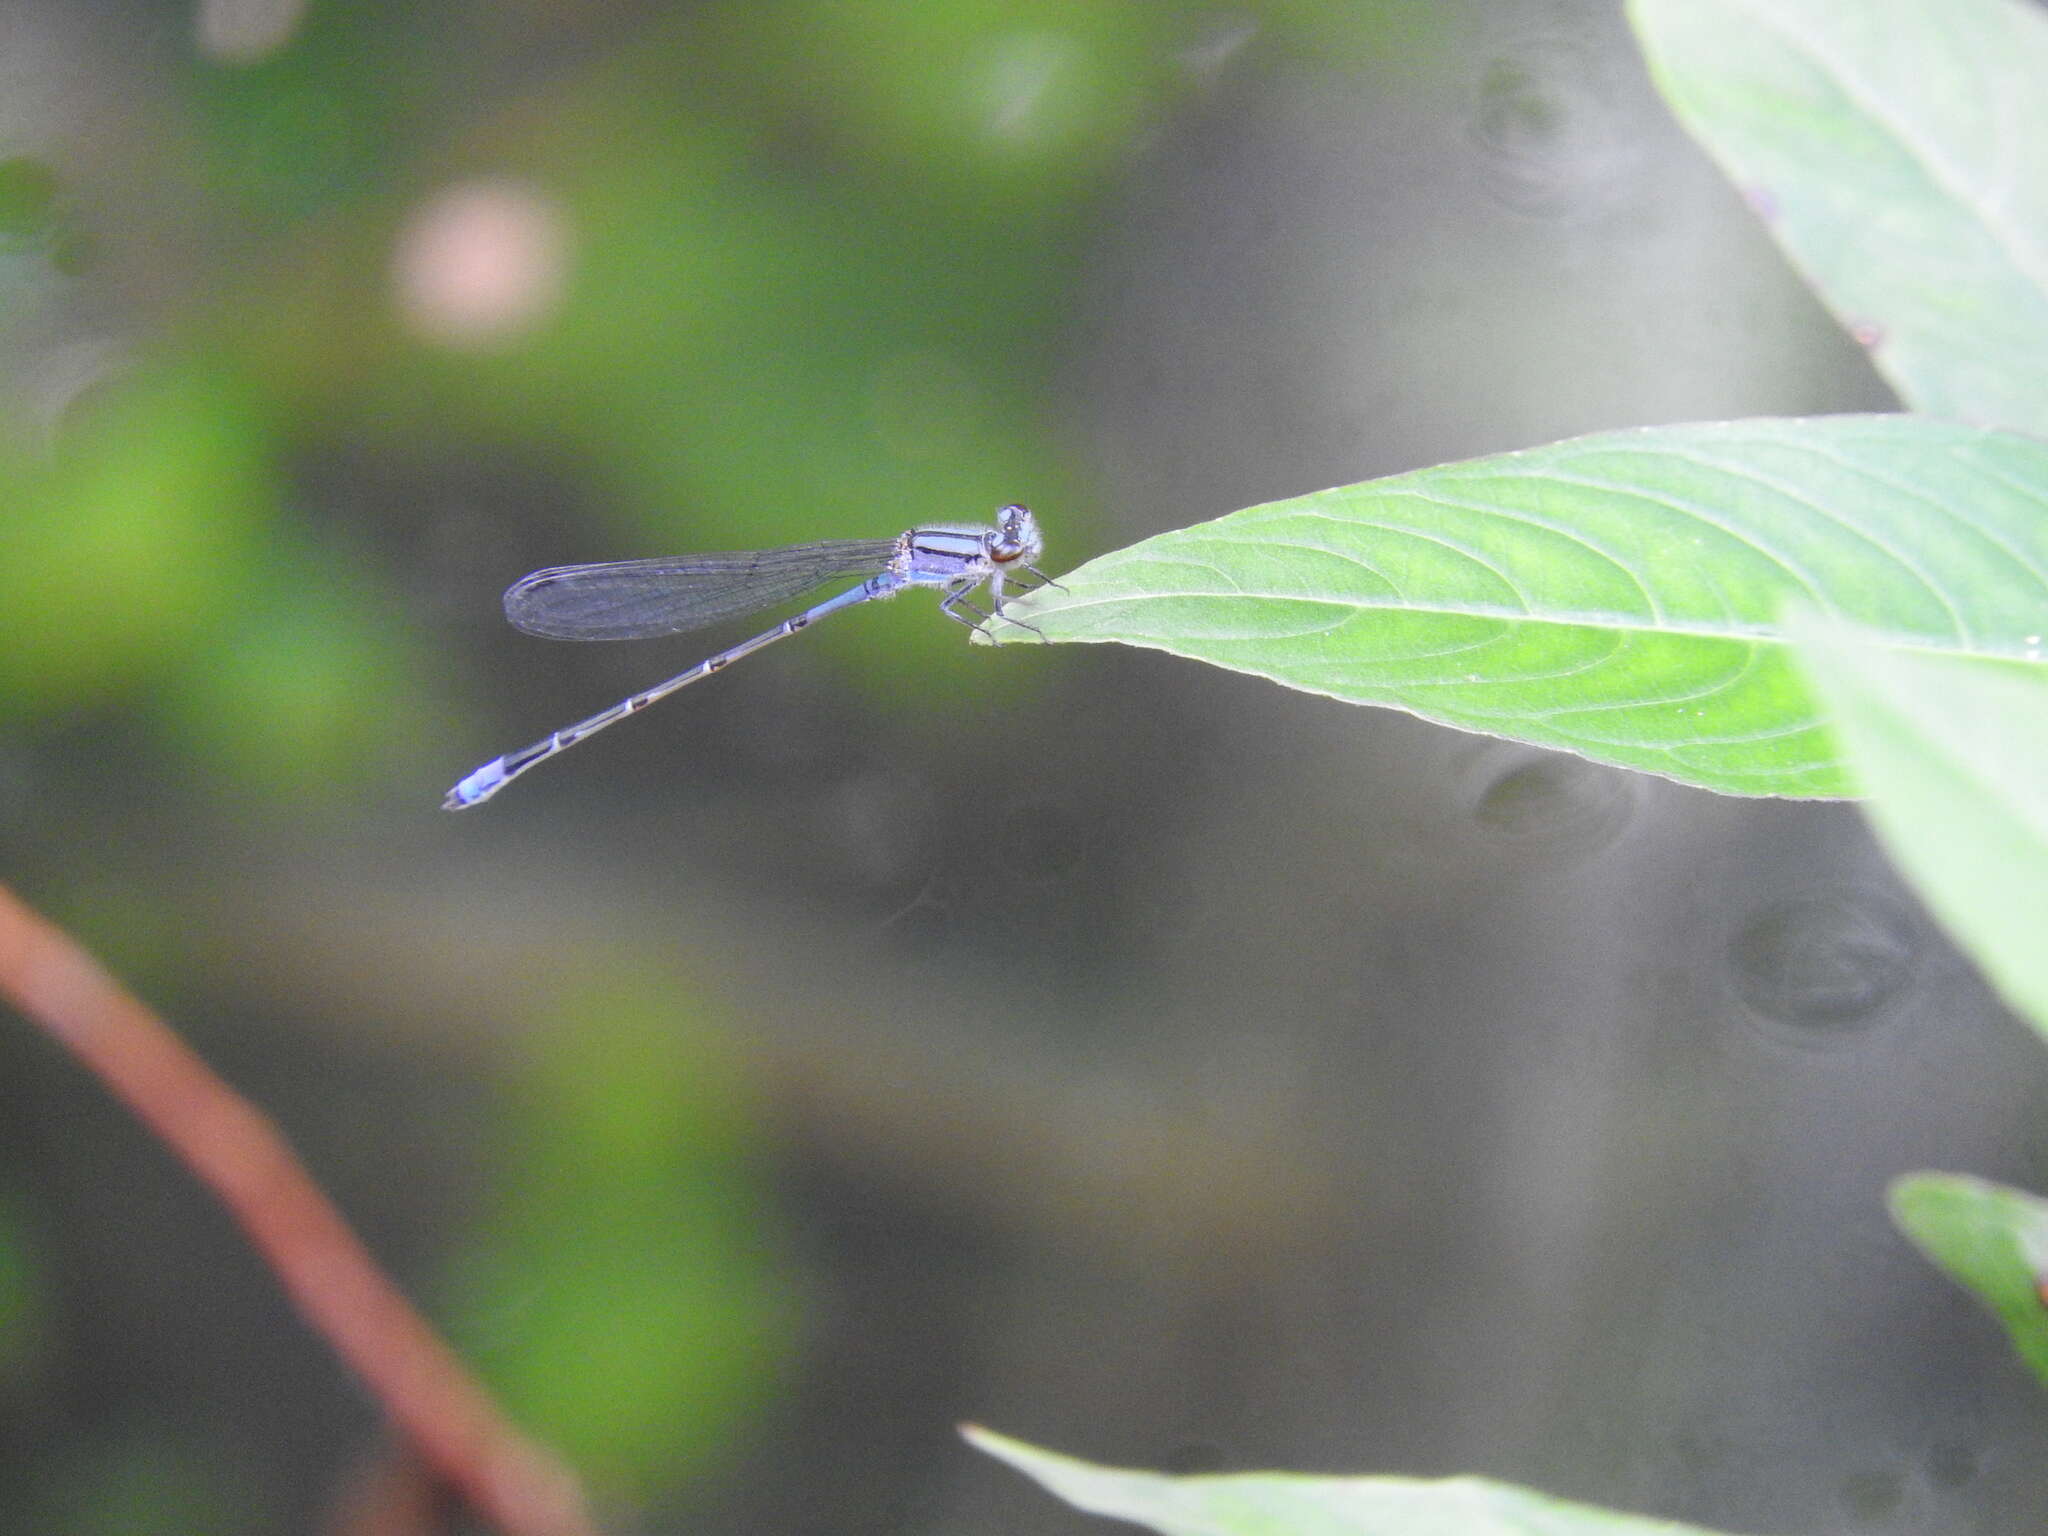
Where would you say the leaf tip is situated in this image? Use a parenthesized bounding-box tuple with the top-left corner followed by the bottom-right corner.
(958, 1423, 1023, 1463)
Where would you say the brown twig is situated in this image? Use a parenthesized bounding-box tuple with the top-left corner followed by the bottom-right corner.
(0, 881, 599, 1536)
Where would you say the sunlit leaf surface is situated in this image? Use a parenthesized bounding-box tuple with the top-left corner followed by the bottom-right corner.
(995, 416, 2048, 799)
(1629, 0, 2048, 433)
(966, 1426, 1758, 1535)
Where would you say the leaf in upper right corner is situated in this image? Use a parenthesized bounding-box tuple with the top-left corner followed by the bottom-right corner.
(1786, 615, 2048, 1037)
(1628, 0, 2048, 434)
(964, 1427, 1762, 1536)
(1890, 1174, 2048, 1390)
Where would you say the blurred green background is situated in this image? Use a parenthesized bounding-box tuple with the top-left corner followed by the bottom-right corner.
(5, 1, 2047, 1532)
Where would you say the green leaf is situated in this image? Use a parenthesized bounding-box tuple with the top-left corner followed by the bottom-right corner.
(0, 154, 85, 355)
(442, 982, 794, 1493)
(964, 1426, 1758, 1536)
(1786, 613, 2048, 1034)
(0, 157, 60, 240)
(1889, 1174, 2048, 1389)
(995, 416, 2048, 799)
(0, 359, 276, 718)
(1628, 0, 2048, 434)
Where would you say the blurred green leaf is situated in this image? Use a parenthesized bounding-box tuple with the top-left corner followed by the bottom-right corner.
(241, 18, 1083, 537)
(1786, 613, 2048, 1035)
(186, 0, 426, 223)
(703, 0, 1181, 203)
(0, 154, 88, 388)
(1890, 1174, 2048, 1390)
(443, 982, 794, 1494)
(967, 1426, 1757, 1535)
(0, 360, 277, 717)
(153, 530, 447, 805)
(1628, 0, 2048, 433)
(0, 157, 59, 240)
(994, 416, 2048, 798)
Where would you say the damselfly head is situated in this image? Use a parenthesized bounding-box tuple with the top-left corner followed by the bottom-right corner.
(989, 503, 1042, 564)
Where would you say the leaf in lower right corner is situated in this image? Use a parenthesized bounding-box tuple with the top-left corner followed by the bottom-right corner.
(1889, 1174, 2048, 1390)
(964, 1426, 1761, 1535)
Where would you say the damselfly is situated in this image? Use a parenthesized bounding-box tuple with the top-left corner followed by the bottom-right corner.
(444, 503, 1051, 809)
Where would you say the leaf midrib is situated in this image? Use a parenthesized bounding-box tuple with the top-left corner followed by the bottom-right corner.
(1020, 585, 2040, 662)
